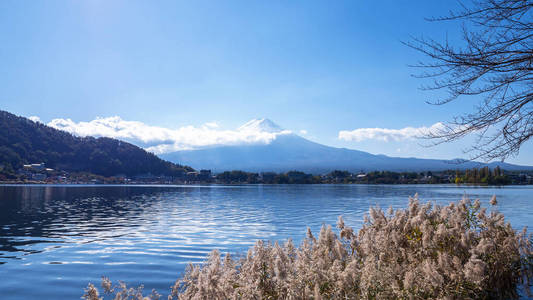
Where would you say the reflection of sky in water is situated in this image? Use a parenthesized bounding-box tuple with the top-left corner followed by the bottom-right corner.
(0, 184, 531, 299)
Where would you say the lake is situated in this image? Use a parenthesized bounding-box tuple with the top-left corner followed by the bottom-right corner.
(0, 184, 531, 299)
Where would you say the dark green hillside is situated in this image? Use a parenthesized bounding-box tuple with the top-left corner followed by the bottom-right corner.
(0, 110, 193, 177)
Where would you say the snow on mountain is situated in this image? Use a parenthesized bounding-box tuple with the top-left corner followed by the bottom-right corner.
(160, 119, 530, 173)
(238, 118, 285, 133)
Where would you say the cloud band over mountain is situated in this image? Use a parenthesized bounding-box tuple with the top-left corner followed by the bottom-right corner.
(338, 123, 445, 142)
(44, 116, 291, 154)
(34, 114, 450, 156)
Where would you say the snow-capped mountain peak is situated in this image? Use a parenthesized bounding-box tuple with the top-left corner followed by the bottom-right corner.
(238, 118, 284, 133)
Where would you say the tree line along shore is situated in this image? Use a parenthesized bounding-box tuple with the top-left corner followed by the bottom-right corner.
(2, 164, 532, 185)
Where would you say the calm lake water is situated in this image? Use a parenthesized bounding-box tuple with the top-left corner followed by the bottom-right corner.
(0, 184, 532, 299)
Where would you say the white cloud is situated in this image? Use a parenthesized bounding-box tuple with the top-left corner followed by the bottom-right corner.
(46, 116, 291, 154)
(338, 122, 445, 142)
(299, 130, 308, 135)
(28, 116, 41, 123)
(203, 122, 219, 129)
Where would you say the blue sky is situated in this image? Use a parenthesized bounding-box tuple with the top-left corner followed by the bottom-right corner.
(1, 0, 532, 165)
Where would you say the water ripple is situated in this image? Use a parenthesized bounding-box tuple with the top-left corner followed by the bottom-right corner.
(0, 184, 531, 299)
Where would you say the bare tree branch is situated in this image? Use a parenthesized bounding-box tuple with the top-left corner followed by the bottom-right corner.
(407, 0, 533, 161)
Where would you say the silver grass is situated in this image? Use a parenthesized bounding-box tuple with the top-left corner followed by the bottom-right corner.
(85, 196, 532, 300)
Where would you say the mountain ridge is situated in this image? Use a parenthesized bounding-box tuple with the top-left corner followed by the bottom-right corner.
(160, 120, 531, 173)
(0, 110, 193, 177)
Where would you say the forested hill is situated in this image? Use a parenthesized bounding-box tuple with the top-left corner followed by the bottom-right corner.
(0, 110, 193, 177)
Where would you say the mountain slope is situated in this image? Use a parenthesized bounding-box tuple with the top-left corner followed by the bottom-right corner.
(160, 120, 530, 173)
(0, 110, 193, 177)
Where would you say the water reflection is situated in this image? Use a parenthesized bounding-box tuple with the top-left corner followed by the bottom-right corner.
(0, 185, 175, 259)
(0, 184, 531, 300)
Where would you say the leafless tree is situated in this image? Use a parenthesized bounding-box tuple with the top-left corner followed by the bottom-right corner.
(407, 0, 533, 161)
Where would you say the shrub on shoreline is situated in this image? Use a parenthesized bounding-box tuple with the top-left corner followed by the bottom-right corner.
(83, 195, 532, 299)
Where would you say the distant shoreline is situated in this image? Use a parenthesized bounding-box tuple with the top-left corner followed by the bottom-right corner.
(1, 182, 531, 187)
(3, 166, 533, 185)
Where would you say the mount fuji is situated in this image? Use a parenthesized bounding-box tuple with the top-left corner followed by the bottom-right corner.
(237, 118, 285, 133)
(159, 119, 530, 173)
